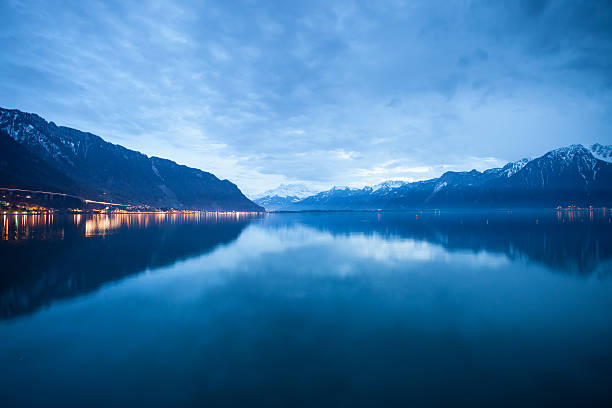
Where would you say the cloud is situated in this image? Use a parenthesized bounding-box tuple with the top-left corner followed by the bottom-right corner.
(1, 0, 611, 196)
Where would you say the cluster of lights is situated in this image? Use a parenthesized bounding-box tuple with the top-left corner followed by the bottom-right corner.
(1, 212, 59, 240)
(1, 211, 264, 241)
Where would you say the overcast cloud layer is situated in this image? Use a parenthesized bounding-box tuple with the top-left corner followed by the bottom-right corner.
(1, 0, 612, 195)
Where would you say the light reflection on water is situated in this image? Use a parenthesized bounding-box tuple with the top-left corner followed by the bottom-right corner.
(0, 211, 263, 240)
(1, 211, 611, 407)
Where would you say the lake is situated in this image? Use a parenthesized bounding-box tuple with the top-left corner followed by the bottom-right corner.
(1, 211, 611, 407)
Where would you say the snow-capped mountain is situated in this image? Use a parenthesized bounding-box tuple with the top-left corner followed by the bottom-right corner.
(282, 144, 612, 210)
(590, 143, 612, 163)
(252, 183, 321, 210)
(252, 195, 302, 211)
(371, 180, 407, 192)
(0, 107, 262, 211)
(484, 158, 531, 178)
(254, 183, 319, 200)
(505, 144, 603, 189)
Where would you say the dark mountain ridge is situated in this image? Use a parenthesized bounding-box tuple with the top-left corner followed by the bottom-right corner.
(0, 107, 262, 211)
(0, 129, 85, 196)
(282, 144, 612, 210)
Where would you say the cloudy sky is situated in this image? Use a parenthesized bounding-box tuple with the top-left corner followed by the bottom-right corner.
(1, 0, 611, 196)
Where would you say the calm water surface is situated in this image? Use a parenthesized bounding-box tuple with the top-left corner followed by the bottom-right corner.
(1, 211, 612, 407)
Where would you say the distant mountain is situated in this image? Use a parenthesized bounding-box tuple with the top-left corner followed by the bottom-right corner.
(0, 107, 262, 211)
(491, 144, 612, 207)
(484, 158, 530, 178)
(254, 183, 319, 199)
(590, 143, 612, 162)
(371, 180, 407, 192)
(253, 183, 320, 210)
(253, 195, 301, 211)
(281, 144, 612, 210)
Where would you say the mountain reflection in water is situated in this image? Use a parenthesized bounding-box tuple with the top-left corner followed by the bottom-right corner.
(264, 210, 612, 276)
(1, 210, 612, 407)
(0, 212, 260, 319)
(1, 210, 610, 321)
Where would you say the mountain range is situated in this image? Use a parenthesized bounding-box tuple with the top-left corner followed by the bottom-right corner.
(257, 144, 612, 210)
(0, 107, 262, 211)
(2, 107, 611, 212)
(251, 183, 320, 210)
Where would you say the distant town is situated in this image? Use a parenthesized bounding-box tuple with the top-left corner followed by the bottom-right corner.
(2, 186, 610, 215)
(0, 187, 263, 214)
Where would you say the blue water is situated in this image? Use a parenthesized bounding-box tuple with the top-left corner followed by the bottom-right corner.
(1, 211, 611, 407)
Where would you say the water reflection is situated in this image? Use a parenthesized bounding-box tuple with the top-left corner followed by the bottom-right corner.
(263, 210, 612, 276)
(1, 211, 612, 406)
(0, 212, 261, 319)
(1, 211, 262, 240)
(0, 210, 610, 321)
(1, 212, 60, 240)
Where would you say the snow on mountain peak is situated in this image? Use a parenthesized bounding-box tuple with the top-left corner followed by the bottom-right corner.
(590, 143, 612, 163)
(501, 158, 530, 177)
(371, 180, 407, 192)
(546, 144, 590, 159)
(254, 183, 319, 199)
(542, 144, 601, 172)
